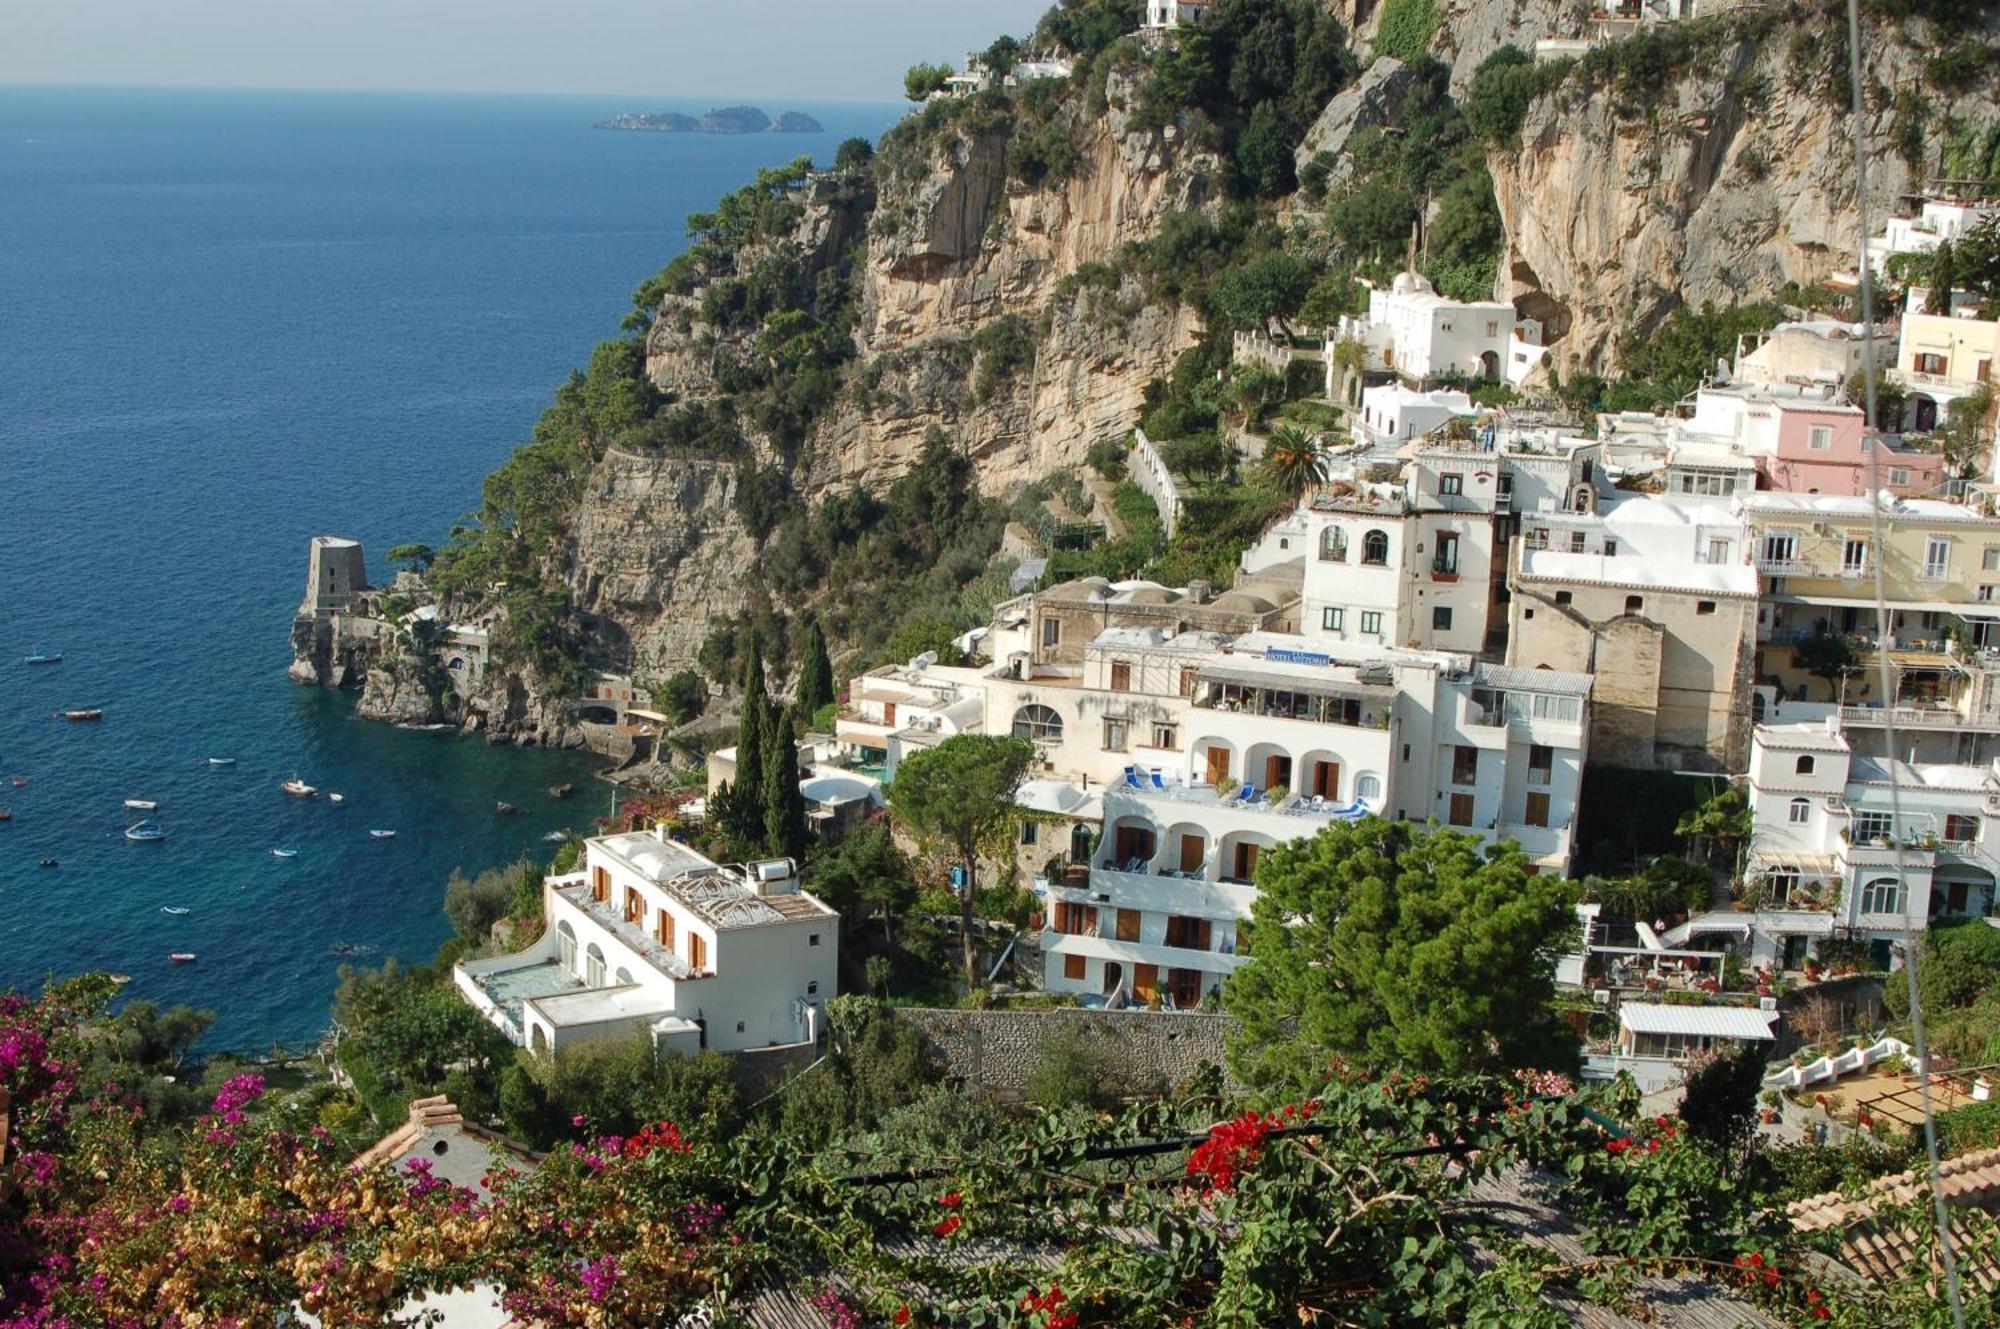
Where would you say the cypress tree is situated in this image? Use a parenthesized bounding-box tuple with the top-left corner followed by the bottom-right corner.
(797, 620, 836, 717)
(763, 704, 811, 863)
(1927, 240, 1957, 315)
(731, 638, 771, 848)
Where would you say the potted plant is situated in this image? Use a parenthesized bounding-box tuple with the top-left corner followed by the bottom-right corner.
(1804, 959, 1824, 982)
(1264, 783, 1289, 806)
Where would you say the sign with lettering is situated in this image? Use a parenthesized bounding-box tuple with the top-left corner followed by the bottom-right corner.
(1266, 648, 1330, 666)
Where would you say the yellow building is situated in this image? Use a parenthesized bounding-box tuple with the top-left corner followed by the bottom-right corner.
(1893, 308, 1997, 433)
(1744, 492, 2000, 758)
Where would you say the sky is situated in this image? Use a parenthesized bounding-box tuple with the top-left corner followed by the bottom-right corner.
(3, 0, 1057, 101)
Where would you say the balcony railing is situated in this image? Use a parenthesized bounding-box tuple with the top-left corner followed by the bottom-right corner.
(1755, 556, 1821, 576)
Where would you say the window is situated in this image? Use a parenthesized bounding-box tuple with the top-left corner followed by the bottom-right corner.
(1452, 745, 1478, 785)
(623, 887, 642, 924)
(1110, 661, 1132, 691)
(1040, 617, 1062, 648)
(688, 933, 707, 972)
(1322, 606, 1344, 632)
(1434, 533, 1460, 575)
(1945, 814, 1981, 844)
(1528, 744, 1553, 786)
(1851, 810, 1892, 842)
(1116, 909, 1141, 942)
(1432, 606, 1453, 631)
(1554, 590, 1573, 606)
(1788, 797, 1811, 824)
(1063, 953, 1086, 981)
(1448, 792, 1475, 826)
(1925, 538, 1950, 580)
(1019, 820, 1039, 845)
(1319, 526, 1348, 562)
(1625, 595, 1644, 614)
(1916, 352, 1947, 375)
(1860, 878, 1904, 916)
(1603, 539, 1617, 556)
(806, 981, 819, 996)
(1697, 600, 1716, 616)
(1179, 666, 1198, 696)
(1761, 532, 1799, 565)
(1361, 530, 1390, 566)
(1355, 773, 1382, 803)
(1485, 319, 1499, 336)
(1984, 585, 1998, 603)
(1360, 611, 1383, 635)
(1890, 467, 1911, 487)
(1012, 704, 1063, 741)
(1795, 755, 1815, 775)
(1527, 527, 1549, 550)
(591, 865, 610, 903)
(809, 932, 822, 947)
(1440, 473, 1463, 496)
(1524, 791, 1550, 827)
(1152, 722, 1177, 748)
(1706, 538, 1731, 564)
(1103, 718, 1129, 751)
(656, 911, 674, 949)
(585, 944, 605, 988)
(1567, 531, 1587, 553)
(1984, 547, 2000, 573)
(1808, 424, 1833, 450)
(1842, 539, 1868, 575)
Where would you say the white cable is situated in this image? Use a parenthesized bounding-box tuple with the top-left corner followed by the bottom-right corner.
(1844, 0, 1966, 1318)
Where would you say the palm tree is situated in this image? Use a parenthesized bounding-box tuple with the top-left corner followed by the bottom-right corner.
(1262, 424, 1325, 500)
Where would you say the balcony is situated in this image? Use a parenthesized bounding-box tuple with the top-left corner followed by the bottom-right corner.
(1840, 704, 1988, 731)
(554, 881, 702, 982)
(1755, 556, 1822, 577)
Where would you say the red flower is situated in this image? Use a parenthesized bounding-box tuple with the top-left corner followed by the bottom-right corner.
(1811, 1306, 1831, 1321)
(938, 1191, 962, 1209)
(1187, 1111, 1279, 1194)
(933, 1215, 962, 1238)
(1748, 1252, 1764, 1268)
(894, 1309, 911, 1326)
(1605, 1137, 1631, 1155)
(1646, 1138, 1661, 1154)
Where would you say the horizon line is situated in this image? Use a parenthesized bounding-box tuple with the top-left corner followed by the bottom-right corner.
(0, 78, 907, 108)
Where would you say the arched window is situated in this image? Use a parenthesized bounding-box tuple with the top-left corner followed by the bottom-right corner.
(1355, 772, 1383, 804)
(1361, 530, 1389, 566)
(1788, 797, 1810, 825)
(1319, 526, 1348, 562)
(1795, 755, 1815, 776)
(585, 943, 606, 988)
(1012, 704, 1063, 741)
(1860, 877, 1904, 915)
(614, 967, 634, 986)
(556, 921, 577, 972)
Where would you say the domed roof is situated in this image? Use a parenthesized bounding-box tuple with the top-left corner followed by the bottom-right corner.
(1123, 587, 1180, 605)
(1391, 271, 1435, 297)
(1211, 590, 1276, 614)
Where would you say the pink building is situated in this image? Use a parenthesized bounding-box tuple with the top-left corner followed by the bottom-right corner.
(1759, 403, 1943, 497)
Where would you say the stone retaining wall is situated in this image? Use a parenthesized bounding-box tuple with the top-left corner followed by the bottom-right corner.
(891, 1007, 1238, 1102)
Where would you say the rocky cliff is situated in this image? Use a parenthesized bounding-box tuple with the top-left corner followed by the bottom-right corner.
(1489, 12, 2000, 372)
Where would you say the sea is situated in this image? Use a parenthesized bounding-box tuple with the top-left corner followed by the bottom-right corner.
(0, 86, 902, 1051)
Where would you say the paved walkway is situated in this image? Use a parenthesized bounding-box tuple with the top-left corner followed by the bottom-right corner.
(1082, 472, 1129, 541)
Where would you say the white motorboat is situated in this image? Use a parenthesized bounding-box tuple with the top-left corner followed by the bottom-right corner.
(369, 829, 396, 840)
(271, 846, 299, 859)
(124, 798, 158, 811)
(280, 776, 316, 798)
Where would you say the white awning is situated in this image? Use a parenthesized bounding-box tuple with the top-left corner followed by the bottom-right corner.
(1618, 1002, 1778, 1041)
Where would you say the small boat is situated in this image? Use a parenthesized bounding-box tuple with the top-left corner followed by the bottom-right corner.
(58, 708, 103, 722)
(37, 858, 57, 869)
(549, 782, 575, 799)
(271, 846, 299, 859)
(125, 820, 166, 842)
(369, 829, 396, 840)
(160, 906, 190, 916)
(206, 757, 236, 767)
(327, 793, 345, 804)
(496, 801, 521, 816)
(22, 650, 61, 666)
(10, 777, 27, 788)
(280, 776, 317, 798)
(0, 811, 11, 823)
(108, 973, 131, 986)
(169, 953, 197, 964)
(542, 829, 568, 843)
(124, 798, 158, 811)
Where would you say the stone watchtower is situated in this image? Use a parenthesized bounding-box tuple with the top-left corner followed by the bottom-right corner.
(302, 536, 368, 618)
(289, 536, 371, 687)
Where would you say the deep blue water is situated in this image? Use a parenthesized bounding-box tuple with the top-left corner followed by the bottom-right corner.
(0, 86, 900, 1050)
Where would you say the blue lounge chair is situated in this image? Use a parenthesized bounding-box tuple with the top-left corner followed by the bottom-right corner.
(1150, 769, 1167, 790)
(1124, 766, 1147, 789)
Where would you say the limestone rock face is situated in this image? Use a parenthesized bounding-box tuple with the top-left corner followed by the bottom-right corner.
(355, 656, 449, 727)
(1295, 57, 1412, 181)
(560, 451, 758, 679)
(1489, 23, 1999, 373)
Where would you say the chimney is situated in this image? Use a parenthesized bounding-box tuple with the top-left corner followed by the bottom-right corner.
(1188, 579, 1212, 604)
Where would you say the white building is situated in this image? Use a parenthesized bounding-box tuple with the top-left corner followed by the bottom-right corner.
(1734, 714, 2000, 970)
(1866, 197, 1998, 272)
(1144, 0, 1211, 29)
(455, 830, 837, 1058)
(832, 656, 989, 779)
(1338, 272, 1517, 383)
(1353, 384, 1475, 448)
(1734, 320, 1890, 392)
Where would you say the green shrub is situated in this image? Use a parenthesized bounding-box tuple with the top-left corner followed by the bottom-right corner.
(1374, 0, 1438, 62)
(1463, 46, 1570, 145)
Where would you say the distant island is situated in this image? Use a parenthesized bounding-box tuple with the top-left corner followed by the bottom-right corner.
(593, 106, 824, 135)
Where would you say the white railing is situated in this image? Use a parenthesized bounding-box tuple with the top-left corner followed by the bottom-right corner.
(1128, 428, 1184, 538)
(1764, 1037, 1913, 1090)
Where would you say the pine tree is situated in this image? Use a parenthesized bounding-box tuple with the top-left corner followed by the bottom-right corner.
(1926, 240, 1957, 315)
(729, 638, 771, 848)
(763, 704, 811, 863)
(797, 620, 836, 717)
